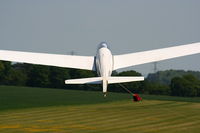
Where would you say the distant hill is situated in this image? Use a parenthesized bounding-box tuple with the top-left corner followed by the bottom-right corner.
(146, 70, 200, 85)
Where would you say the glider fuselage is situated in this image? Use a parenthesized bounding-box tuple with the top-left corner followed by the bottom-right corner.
(96, 43, 113, 94)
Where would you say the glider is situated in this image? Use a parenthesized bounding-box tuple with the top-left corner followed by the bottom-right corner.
(0, 42, 200, 96)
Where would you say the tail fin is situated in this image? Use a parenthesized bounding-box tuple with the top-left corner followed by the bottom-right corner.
(65, 77, 102, 84)
(108, 76, 144, 84)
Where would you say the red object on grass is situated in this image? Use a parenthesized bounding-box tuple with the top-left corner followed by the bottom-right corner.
(133, 94, 142, 101)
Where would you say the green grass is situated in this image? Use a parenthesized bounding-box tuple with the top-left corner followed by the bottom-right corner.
(0, 86, 130, 111)
(0, 86, 200, 133)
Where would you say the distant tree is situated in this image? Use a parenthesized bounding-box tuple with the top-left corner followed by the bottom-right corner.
(49, 67, 70, 88)
(143, 80, 170, 95)
(0, 61, 12, 85)
(147, 70, 200, 85)
(3, 68, 27, 86)
(170, 74, 200, 97)
(118, 70, 142, 77)
(27, 65, 50, 87)
(0, 62, 27, 86)
(111, 70, 118, 76)
(1, 61, 12, 75)
(0, 61, 5, 83)
(69, 69, 96, 79)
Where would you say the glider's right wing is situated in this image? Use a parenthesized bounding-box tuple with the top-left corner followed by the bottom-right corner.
(0, 50, 95, 71)
(113, 42, 200, 70)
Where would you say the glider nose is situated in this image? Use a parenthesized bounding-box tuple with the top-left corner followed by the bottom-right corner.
(98, 42, 108, 49)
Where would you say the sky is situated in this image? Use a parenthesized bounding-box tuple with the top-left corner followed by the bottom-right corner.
(0, 0, 200, 76)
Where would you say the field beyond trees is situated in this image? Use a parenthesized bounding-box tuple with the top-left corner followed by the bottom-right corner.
(1, 86, 200, 133)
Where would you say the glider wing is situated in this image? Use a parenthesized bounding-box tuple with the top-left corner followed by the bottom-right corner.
(0, 50, 95, 70)
(113, 42, 200, 70)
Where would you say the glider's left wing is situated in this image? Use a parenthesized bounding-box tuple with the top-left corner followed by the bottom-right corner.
(0, 50, 95, 70)
(114, 42, 200, 70)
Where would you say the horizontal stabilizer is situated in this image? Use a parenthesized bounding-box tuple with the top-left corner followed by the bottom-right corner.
(108, 76, 144, 84)
(65, 77, 103, 84)
(65, 76, 144, 84)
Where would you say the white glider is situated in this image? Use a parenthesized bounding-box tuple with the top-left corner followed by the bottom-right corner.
(0, 42, 200, 96)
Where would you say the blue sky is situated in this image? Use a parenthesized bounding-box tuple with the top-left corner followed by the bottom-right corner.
(0, 0, 200, 75)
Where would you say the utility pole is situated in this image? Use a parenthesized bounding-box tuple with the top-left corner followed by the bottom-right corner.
(153, 62, 158, 73)
(70, 50, 75, 55)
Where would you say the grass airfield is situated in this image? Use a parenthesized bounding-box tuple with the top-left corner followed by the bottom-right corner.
(0, 86, 200, 133)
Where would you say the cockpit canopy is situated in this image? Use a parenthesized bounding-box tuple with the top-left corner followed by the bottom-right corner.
(98, 42, 109, 49)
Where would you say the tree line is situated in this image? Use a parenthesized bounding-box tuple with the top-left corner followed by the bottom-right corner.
(0, 61, 200, 97)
